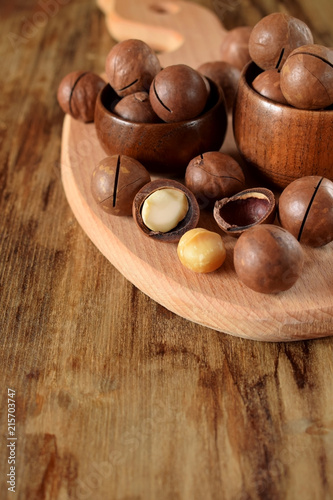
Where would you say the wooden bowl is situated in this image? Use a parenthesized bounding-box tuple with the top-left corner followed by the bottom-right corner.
(94, 79, 227, 176)
(233, 62, 333, 189)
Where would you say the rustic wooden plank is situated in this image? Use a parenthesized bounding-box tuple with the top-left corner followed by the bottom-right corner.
(0, 1, 332, 499)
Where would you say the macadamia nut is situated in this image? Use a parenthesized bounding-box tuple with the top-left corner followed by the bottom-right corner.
(233, 224, 304, 294)
(149, 64, 209, 122)
(105, 39, 161, 97)
(252, 69, 288, 104)
(280, 44, 333, 109)
(141, 188, 189, 233)
(249, 13, 313, 70)
(197, 61, 241, 112)
(220, 26, 252, 71)
(91, 155, 150, 216)
(278, 176, 333, 247)
(57, 71, 105, 122)
(112, 91, 160, 122)
(177, 228, 226, 273)
(185, 151, 245, 207)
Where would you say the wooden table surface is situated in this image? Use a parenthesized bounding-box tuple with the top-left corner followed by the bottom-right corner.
(1, 1, 332, 499)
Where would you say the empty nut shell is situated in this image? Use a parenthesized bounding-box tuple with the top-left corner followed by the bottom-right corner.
(133, 179, 200, 242)
(213, 187, 276, 237)
(234, 224, 304, 294)
(57, 71, 105, 122)
(278, 176, 333, 247)
(91, 155, 151, 216)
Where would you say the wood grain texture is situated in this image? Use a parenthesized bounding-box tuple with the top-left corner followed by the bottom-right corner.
(0, 1, 333, 500)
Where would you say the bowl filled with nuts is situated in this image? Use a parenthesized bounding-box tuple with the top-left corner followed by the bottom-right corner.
(233, 13, 333, 189)
(94, 39, 228, 176)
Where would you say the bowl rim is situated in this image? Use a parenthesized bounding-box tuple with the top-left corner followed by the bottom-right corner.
(241, 61, 333, 114)
(96, 77, 226, 128)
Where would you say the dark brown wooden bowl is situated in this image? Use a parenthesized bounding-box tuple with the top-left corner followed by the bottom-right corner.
(233, 62, 333, 189)
(94, 79, 227, 176)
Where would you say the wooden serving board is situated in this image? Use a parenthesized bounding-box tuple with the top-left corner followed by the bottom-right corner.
(60, 0, 333, 341)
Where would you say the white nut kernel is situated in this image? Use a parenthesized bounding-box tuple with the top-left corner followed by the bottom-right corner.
(141, 188, 189, 233)
(177, 228, 226, 273)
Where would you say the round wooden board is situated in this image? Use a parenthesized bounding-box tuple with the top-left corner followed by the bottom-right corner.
(60, 113, 333, 342)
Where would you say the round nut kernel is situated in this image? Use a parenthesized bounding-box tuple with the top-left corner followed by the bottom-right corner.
(177, 228, 226, 273)
(133, 179, 200, 243)
(141, 188, 189, 233)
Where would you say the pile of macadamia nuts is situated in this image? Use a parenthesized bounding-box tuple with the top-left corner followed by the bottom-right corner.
(57, 20, 333, 296)
(249, 12, 333, 110)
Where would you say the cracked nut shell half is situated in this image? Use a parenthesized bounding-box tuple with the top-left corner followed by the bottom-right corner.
(132, 179, 200, 243)
(213, 187, 276, 237)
